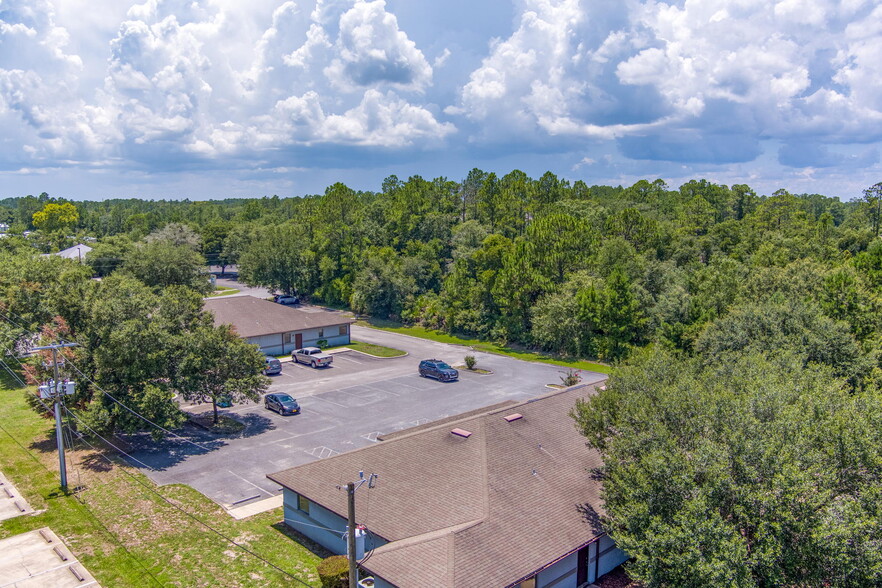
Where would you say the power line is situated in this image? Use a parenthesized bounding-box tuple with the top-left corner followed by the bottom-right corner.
(2, 352, 315, 587)
(64, 360, 215, 453)
(0, 315, 215, 452)
(59, 405, 158, 472)
(0, 357, 164, 586)
(66, 419, 317, 588)
(0, 317, 318, 586)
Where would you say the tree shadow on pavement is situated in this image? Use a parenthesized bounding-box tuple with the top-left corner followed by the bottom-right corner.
(118, 411, 275, 471)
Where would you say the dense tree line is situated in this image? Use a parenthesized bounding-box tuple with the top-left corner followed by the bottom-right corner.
(2, 176, 880, 366)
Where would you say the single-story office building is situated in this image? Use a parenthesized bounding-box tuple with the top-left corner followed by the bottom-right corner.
(268, 383, 628, 588)
(203, 296, 354, 355)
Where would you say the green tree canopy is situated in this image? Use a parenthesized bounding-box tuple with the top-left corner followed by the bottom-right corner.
(175, 323, 270, 423)
(122, 240, 210, 293)
(572, 349, 882, 587)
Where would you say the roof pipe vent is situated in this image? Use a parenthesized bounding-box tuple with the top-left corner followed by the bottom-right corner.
(451, 428, 472, 438)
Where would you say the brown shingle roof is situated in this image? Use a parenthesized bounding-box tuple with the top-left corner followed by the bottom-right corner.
(203, 296, 354, 338)
(268, 383, 607, 588)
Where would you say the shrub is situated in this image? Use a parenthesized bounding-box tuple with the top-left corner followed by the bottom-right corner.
(316, 339, 329, 349)
(464, 355, 477, 370)
(560, 368, 581, 387)
(317, 555, 348, 588)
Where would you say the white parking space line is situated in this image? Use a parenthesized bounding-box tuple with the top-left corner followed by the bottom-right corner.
(227, 470, 275, 497)
(305, 446, 339, 459)
(269, 427, 334, 444)
(362, 383, 400, 396)
(335, 354, 365, 364)
(308, 394, 348, 408)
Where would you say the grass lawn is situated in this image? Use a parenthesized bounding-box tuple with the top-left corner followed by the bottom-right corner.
(331, 341, 405, 358)
(207, 286, 240, 298)
(356, 318, 611, 374)
(0, 372, 325, 587)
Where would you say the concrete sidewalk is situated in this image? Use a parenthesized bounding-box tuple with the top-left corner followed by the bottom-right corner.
(227, 494, 283, 519)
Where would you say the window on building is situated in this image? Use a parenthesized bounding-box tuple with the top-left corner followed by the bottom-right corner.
(339, 325, 347, 336)
(297, 494, 310, 514)
(517, 578, 535, 588)
(318, 328, 324, 338)
(283, 333, 292, 344)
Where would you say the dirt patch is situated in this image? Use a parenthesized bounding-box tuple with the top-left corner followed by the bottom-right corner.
(187, 413, 245, 435)
(597, 566, 641, 588)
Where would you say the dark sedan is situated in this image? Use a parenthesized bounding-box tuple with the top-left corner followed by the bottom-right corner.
(264, 393, 300, 415)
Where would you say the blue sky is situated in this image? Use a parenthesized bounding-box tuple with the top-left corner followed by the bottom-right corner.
(1, 0, 880, 200)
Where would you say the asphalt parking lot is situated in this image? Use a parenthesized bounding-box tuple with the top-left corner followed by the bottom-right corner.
(125, 325, 607, 508)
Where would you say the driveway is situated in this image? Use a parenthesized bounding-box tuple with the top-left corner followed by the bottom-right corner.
(125, 326, 607, 508)
(209, 276, 272, 300)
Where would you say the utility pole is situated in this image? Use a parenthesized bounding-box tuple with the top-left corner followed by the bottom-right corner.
(32, 341, 78, 491)
(344, 471, 378, 588)
(347, 482, 357, 588)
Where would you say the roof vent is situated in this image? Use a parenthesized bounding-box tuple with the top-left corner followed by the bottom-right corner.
(503, 413, 523, 422)
(451, 428, 472, 438)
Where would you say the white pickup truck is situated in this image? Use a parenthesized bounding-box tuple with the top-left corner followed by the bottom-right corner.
(291, 347, 333, 368)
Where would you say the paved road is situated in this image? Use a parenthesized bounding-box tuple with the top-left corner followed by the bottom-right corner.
(125, 325, 607, 508)
(210, 277, 272, 299)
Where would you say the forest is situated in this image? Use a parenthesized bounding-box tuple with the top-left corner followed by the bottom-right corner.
(2, 171, 882, 586)
(3, 172, 879, 365)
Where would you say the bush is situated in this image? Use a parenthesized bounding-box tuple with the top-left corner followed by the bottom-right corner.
(560, 368, 581, 387)
(317, 555, 348, 588)
(464, 355, 477, 370)
(316, 339, 329, 349)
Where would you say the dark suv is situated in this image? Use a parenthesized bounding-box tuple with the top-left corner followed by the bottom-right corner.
(418, 359, 459, 382)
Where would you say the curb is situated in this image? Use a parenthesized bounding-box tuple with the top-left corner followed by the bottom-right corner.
(453, 366, 494, 375)
(346, 348, 409, 360)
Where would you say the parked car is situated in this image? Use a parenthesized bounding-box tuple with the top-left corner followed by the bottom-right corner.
(264, 393, 300, 415)
(263, 356, 282, 375)
(418, 359, 459, 382)
(274, 294, 300, 305)
(292, 347, 333, 368)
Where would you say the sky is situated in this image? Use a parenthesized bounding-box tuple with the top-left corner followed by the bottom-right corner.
(1, 0, 880, 201)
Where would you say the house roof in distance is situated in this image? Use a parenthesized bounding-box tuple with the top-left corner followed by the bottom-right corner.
(268, 383, 608, 588)
(203, 296, 354, 338)
(50, 243, 93, 260)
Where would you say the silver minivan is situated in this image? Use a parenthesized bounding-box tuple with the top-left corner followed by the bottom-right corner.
(263, 356, 282, 375)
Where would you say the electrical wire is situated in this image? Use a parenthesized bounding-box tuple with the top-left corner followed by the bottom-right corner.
(0, 410, 164, 587)
(9, 364, 316, 588)
(64, 360, 215, 452)
(59, 405, 158, 471)
(67, 426, 317, 588)
(62, 425, 166, 587)
(283, 517, 349, 535)
(0, 314, 215, 452)
(1, 315, 320, 587)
